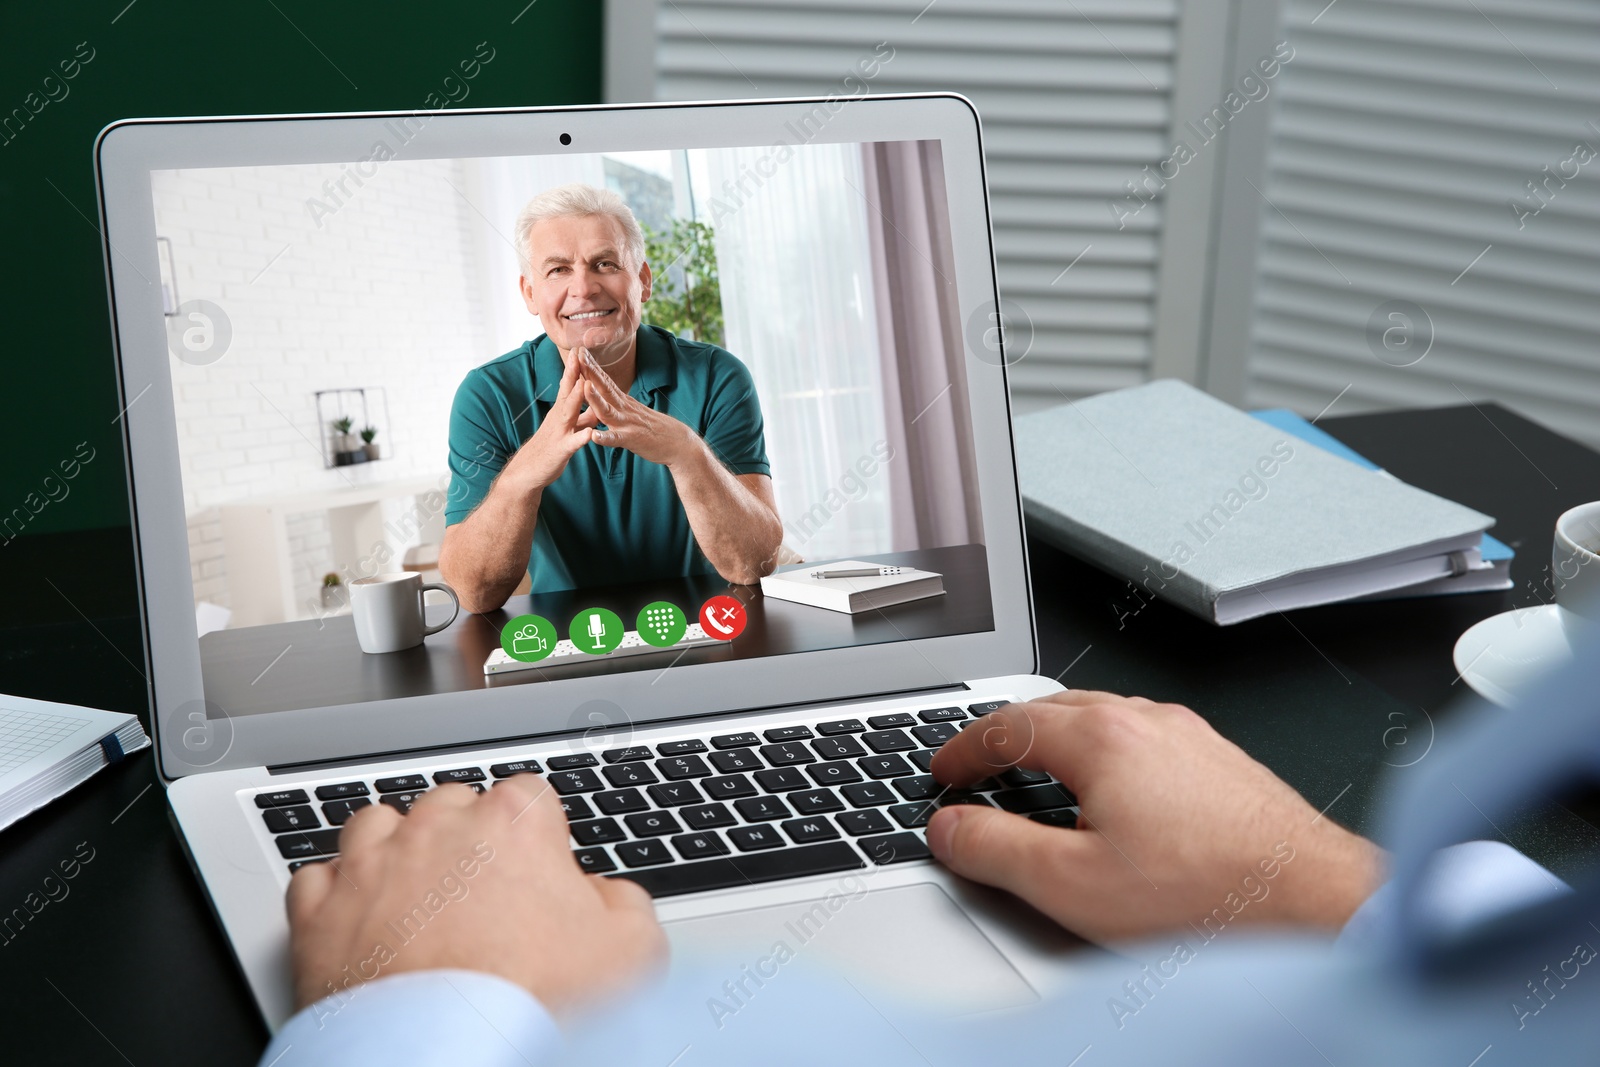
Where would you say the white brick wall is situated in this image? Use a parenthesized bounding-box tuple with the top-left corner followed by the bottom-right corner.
(154, 159, 499, 615)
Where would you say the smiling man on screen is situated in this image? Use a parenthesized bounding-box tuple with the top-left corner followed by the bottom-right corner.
(439, 183, 782, 611)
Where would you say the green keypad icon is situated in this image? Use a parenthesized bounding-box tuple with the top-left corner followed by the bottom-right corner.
(637, 601, 687, 647)
(570, 607, 624, 655)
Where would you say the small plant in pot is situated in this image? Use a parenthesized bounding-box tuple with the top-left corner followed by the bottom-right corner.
(331, 416, 368, 465)
(360, 425, 379, 461)
(320, 571, 344, 611)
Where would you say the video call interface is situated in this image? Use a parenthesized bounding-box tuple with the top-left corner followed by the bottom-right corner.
(149, 137, 992, 717)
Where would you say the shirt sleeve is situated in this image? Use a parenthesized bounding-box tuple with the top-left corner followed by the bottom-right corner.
(445, 371, 512, 526)
(699, 350, 771, 477)
(258, 970, 561, 1067)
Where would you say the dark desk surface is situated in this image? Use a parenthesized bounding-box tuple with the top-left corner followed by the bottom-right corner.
(4, 403, 1600, 1065)
(203, 544, 993, 716)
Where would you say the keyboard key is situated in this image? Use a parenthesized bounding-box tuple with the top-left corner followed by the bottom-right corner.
(709, 749, 763, 774)
(489, 761, 542, 779)
(888, 801, 935, 828)
(968, 700, 1010, 716)
(548, 769, 604, 794)
(862, 730, 916, 754)
(287, 858, 331, 872)
(609, 842, 864, 898)
(262, 806, 318, 834)
(938, 792, 992, 807)
(806, 762, 863, 787)
(908, 750, 937, 773)
(763, 725, 814, 743)
(571, 818, 626, 845)
(547, 753, 599, 770)
(811, 736, 866, 760)
(624, 811, 683, 838)
(754, 767, 810, 792)
(836, 809, 894, 836)
(379, 791, 425, 814)
(655, 755, 712, 780)
(728, 824, 785, 851)
(256, 789, 309, 809)
(999, 767, 1053, 787)
(860, 832, 933, 865)
(648, 782, 704, 807)
(616, 840, 674, 868)
(892, 775, 939, 801)
(559, 795, 595, 821)
(681, 803, 737, 830)
(672, 831, 730, 861)
(857, 755, 914, 779)
(781, 817, 841, 844)
(594, 789, 650, 816)
(816, 718, 866, 735)
(911, 723, 960, 747)
(432, 767, 486, 786)
(735, 795, 791, 822)
(711, 732, 761, 749)
(374, 775, 428, 793)
(602, 746, 653, 764)
(791, 788, 844, 815)
(993, 784, 1077, 814)
(867, 713, 916, 729)
(702, 774, 757, 800)
(918, 707, 966, 723)
(275, 828, 341, 860)
(320, 798, 371, 826)
(1031, 808, 1078, 828)
(314, 782, 369, 801)
(759, 742, 815, 766)
(573, 847, 616, 874)
(656, 739, 708, 756)
(841, 781, 897, 807)
(603, 763, 659, 788)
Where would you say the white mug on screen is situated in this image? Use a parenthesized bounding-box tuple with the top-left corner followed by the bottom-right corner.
(349, 573, 460, 654)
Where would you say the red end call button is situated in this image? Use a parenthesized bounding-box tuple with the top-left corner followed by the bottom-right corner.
(699, 595, 747, 641)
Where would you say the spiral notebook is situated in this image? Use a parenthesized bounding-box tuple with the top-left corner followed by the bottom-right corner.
(0, 694, 149, 832)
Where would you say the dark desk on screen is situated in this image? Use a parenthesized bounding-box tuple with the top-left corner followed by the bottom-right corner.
(4, 404, 1600, 1066)
(199, 544, 993, 717)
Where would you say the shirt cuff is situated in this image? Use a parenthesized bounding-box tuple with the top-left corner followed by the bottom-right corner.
(1338, 839, 1569, 951)
(259, 969, 561, 1067)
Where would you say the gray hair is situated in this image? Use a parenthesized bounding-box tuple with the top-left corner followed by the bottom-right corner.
(513, 183, 645, 279)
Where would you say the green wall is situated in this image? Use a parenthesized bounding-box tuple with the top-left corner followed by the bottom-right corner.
(0, 0, 604, 541)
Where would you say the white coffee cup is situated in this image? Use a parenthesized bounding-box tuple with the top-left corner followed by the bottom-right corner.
(1553, 501, 1600, 631)
(349, 572, 460, 654)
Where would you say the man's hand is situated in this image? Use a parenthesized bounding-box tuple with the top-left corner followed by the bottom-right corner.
(927, 691, 1384, 943)
(579, 350, 693, 468)
(285, 775, 665, 1017)
(500, 351, 599, 495)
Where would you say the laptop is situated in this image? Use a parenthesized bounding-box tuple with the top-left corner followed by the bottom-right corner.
(95, 92, 1080, 1028)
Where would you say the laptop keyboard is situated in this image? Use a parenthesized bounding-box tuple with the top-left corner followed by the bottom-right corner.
(252, 698, 1079, 898)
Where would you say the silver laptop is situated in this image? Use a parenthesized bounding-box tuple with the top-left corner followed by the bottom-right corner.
(95, 93, 1080, 1028)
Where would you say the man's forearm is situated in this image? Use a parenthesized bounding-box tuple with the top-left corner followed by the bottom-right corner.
(438, 478, 542, 613)
(669, 444, 782, 585)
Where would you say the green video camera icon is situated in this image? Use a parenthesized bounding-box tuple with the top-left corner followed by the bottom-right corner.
(512, 624, 546, 656)
(500, 614, 557, 663)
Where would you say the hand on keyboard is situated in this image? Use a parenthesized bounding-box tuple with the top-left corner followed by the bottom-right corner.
(284, 774, 665, 1016)
(925, 690, 1385, 944)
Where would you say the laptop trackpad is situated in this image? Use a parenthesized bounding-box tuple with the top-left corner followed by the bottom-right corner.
(665, 882, 1037, 1014)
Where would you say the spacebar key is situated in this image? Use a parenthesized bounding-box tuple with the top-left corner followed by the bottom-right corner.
(609, 842, 864, 898)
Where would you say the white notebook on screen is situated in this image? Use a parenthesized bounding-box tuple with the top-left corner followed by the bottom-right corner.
(760, 560, 945, 614)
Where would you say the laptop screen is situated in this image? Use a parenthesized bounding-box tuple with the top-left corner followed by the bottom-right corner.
(146, 137, 992, 723)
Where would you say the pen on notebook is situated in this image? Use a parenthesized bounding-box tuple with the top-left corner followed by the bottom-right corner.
(813, 567, 885, 579)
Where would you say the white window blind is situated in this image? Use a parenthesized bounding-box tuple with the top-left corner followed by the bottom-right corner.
(650, 0, 1222, 412)
(1244, 0, 1600, 448)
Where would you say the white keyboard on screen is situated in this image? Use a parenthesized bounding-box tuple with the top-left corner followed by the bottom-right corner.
(484, 624, 721, 675)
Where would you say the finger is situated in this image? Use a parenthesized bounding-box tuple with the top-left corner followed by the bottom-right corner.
(556, 348, 582, 401)
(593, 871, 656, 914)
(490, 773, 571, 845)
(581, 377, 622, 422)
(408, 781, 479, 816)
(1039, 689, 1154, 708)
(285, 860, 337, 926)
(931, 702, 1089, 790)
(581, 352, 631, 407)
(335, 797, 403, 856)
(926, 804, 1107, 922)
(575, 408, 600, 430)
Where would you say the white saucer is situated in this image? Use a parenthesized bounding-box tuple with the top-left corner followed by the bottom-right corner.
(1452, 605, 1579, 707)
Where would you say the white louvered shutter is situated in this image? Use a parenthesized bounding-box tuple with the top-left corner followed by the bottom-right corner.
(1245, 0, 1600, 448)
(653, 0, 1212, 411)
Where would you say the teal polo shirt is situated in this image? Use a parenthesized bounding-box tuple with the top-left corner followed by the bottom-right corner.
(445, 325, 771, 593)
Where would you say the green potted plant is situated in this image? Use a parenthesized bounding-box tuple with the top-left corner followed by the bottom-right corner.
(320, 571, 343, 610)
(360, 425, 379, 461)
(331, 416, 367, 465)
